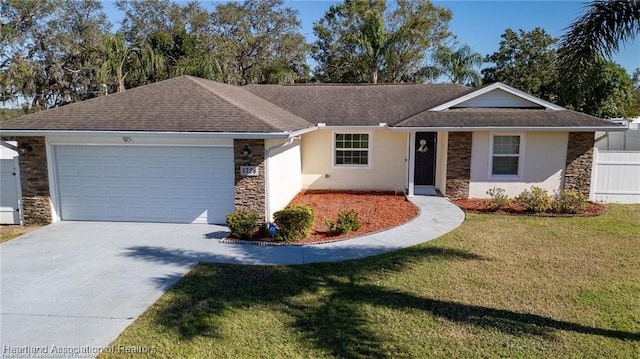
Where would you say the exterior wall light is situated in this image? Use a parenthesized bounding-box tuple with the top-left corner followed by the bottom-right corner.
(19, 143, 33, 156)
(242, 145, 252, 160)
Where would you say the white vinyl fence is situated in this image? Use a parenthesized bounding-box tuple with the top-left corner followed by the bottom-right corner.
(590, 148, 640, 203)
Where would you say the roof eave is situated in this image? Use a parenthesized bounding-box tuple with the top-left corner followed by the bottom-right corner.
(0, 129, 312, 138)
(389, 125, 627, 132)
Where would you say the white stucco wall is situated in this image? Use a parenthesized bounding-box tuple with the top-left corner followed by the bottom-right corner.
(0, 141, 18, 159)
(435, 131, 448, 195)
(265, 138, 302, 221)
(301, 129, 407, 191)
(469, 131, 568, 198)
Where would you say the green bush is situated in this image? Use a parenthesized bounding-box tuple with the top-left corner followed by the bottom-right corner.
(325, 208, 362, 236)
(516, 186, 552, 213)
(553, 189, 587, 214)
(273, 204, 315, 242)
(226, 211, 260, 240)
(483, 187, 510, 211)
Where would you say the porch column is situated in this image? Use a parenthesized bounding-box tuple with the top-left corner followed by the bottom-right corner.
(563, 132, 595, 197)
(445, 132, 472, 198)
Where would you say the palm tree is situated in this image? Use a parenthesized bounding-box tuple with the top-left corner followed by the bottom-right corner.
(97, 34, 133, 93)
(420, 44, 483, 86)
(558, 0, 640, 72)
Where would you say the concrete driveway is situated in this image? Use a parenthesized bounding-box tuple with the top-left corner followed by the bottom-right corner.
(0, 196, 464, 354)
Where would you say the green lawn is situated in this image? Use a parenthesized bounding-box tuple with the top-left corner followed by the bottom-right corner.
(101, 205, 640, 359)
(0, 226, 39, 243)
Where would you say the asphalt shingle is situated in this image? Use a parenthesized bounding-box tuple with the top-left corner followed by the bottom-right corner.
(396, 108, 620, 128)
(0, 76, 313, 133)
(244, 83, 471, 126)
(0, 77, 621, 133)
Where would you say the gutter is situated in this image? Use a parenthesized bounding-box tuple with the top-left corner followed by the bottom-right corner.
(388, 125, 628, 132)
(0, 128, 318, 138)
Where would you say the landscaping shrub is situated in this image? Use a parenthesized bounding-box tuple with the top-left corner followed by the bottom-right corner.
(325, 208, 362, 236)
(226, 211, 260, 240)
(273, 204, 315, 242)
(553, 189, 587, 214)
(516, 186, 552, 212)
(483, 187, 510, 211)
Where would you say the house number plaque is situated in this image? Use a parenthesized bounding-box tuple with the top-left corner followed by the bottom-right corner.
(240, 166, 259, 177)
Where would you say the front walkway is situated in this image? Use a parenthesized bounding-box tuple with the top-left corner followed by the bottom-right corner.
(0, 196, 463, 351)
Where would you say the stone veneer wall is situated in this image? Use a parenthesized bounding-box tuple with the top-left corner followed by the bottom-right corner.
(17, 137, 52, 225)
(564, 132, 595, 196)
(234, 139, 266, 221)
(446, 132, 472, 198)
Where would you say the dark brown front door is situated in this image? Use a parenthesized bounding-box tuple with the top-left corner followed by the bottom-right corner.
(414, 132, 437, 186)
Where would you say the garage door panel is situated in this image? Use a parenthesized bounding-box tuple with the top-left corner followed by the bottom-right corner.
(212, 147, 233, 158)
(126, 167, 144, 178)
(190, 147, 210, 158)
(103, 166, 122, 177)
(61, 184, 81, 197)
(55, 145, 234, 224)
(60, 165, 79, 177)
(82, 165, 100, 177)
(82, 185, 102, 197)
(79, 146, 99, 157)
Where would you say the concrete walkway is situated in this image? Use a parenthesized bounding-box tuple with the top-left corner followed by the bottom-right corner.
(0, 196, 463, 353)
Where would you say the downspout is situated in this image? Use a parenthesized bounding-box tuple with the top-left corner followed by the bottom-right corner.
(594, 132, 609, 150)
(264, 136, 299, 222)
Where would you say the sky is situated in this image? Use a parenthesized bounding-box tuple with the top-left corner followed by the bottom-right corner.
(101, 0, 639, 75)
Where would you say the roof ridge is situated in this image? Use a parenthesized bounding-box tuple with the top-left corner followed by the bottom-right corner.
(184, 76, 285, 132)
(187, 76, 312, 132)
(246, 82, 471, 88)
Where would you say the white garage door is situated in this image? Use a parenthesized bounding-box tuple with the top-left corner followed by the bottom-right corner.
(54, 145, 234, 224)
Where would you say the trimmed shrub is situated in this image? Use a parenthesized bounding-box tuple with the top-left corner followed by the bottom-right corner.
(483, 187, 510, 211)
(226, 211, 260, 240)
(325, 208, 362, 236)
(516, 186, 552, 212)
(273, 204, 315, 242)
(553, 189, 587, 214)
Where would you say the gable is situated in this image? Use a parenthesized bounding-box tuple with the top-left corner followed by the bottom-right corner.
(429, 82, 564, 111)
(452, 89, 544, 108)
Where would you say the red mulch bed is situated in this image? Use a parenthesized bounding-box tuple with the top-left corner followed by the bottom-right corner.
(290, 191, 419, 244)
(224, 191, 419, 245)
(451, 198, 606, 217)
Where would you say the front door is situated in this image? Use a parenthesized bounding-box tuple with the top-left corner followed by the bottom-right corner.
(414, 132, 437, 186)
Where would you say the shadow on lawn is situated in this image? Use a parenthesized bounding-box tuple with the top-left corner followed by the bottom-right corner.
(124, 245, 638, 358)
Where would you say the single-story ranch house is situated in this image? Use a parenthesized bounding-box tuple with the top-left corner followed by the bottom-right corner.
(0, 76, 624, 225)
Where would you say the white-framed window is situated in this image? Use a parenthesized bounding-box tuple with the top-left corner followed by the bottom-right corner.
(490, 134, 524, 177)
(334, 132, 370, 166)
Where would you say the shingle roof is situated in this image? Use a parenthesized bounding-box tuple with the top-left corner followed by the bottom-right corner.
(395, 108, 620, 128)
(0, 77, 622, 133)
(244, 83, 472, 126)
(0, 76, 313, 133)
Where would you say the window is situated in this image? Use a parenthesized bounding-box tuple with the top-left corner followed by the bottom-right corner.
(491, 135, 521, 176)
(335, 133, 369, 166)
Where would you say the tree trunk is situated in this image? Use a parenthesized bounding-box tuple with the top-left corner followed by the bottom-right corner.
(371, 62, 378, 84)
(117, 77, 125, 92)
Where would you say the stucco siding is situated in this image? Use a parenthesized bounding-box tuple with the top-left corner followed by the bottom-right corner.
(469, 131, 568, 198)
(301, 129, 407, 191)
(435, 131, 448, 194)
(265, 138, 302, 220)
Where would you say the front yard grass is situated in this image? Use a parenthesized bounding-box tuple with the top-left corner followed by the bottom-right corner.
(0, 225, 40, 243)
(101, 205, 640, 358)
